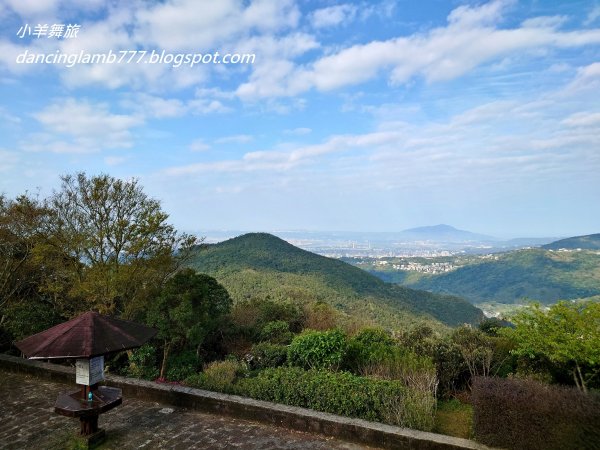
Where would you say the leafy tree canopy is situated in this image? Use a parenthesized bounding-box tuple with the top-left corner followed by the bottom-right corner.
(147, 269, 232, 378)
(46, 172, 197, 315)
(502, 301, 600, 391)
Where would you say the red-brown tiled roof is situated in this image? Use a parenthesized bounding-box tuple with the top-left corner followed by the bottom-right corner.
(15, 311, 157, 359)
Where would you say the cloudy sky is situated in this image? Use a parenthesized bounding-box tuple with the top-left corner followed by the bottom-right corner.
(0, 0, 599, 238)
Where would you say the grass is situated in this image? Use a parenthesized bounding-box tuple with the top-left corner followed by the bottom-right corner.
(433, 398, 473, 439)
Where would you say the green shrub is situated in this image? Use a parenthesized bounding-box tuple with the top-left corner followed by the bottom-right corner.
(166, 350, 202, 381)
(259, 320, 293, 344)
(472, 376, 600, 450)
(287, 329, 347, 370)
(343, 337, 438, 429)
(345, 335, 437, 386)
(186, 359, 246, 393)
(127, 344, 159, 380)
(247, 342, 288, 370)
(353, 327, 395, 346)
(236, 367, 434, 430)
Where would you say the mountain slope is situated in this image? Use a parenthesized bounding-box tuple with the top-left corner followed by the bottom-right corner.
(542, 233, 600, 250)
(409, 248, 600, 304)
(187, 233, 483, 328)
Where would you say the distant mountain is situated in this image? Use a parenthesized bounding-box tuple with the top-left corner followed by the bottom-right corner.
(502, 237, 560, 248)
(400, 224, 494, 242)
(408, 248, 600, 305)
(187, 233, 483, 328)
(542, 233, 600, 250)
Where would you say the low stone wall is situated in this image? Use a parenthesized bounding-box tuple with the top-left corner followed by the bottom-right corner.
(0, 354, 494, 450)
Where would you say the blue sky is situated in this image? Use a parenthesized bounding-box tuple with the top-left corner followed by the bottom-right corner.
(0, 0, 599, 238)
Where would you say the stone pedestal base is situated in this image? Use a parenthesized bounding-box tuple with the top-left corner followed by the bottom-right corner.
(73, 428, 106, 449)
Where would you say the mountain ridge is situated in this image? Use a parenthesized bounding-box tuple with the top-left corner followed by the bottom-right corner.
(407, 248, 600, 305)
(542, 233, 600, 250)
(187, 233, 484, 328)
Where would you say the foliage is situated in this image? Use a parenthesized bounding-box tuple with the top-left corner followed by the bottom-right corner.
(259, 320, 293, 344)
(343, 328, 438, 425)
(302, 301, 338, 330)
(432, 339, 469, 396)
(230, 297, 303, 338)
(502, 301, 600, 391)
(45, 173, 197, 316)
(0, 194, 52, 309)
(287, 329, 347, 370)
(352, 327, 395, 346)
(245, 342, 288, 370)
(126, 344, 159, 380)
(147, 269, 232, 378)
(472, 376, 600, 450)
(478, 317, 512, 336)
(236, 367, 434, 431)
(2, 300, 62, 342)
(185, 359, 246, 393)
(166, 350, 201, 381)
(449, 326, 494, 384)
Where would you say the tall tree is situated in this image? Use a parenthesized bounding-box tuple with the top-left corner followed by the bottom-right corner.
(0, 194, 55, 308)
(147, 269, 232, 379)
(46, 173, 197, 316)
(0, 194, 67, 343)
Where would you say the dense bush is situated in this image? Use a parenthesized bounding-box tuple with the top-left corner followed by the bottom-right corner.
(287, 329, 347, 370)
(259, 320, 293, 344)
(245, 342, 288, 370)
(185, 359, 246, 393)
(127, 344, 159, 380)
(237, 367, 434, 430)
(472, 376, 600, 450)
(352, 327, 395, 346)
(301, 301, 339, 330)
(165, 350, 202, 381)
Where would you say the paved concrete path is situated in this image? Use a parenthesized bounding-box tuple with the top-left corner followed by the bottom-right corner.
(0, 370, 377, 450)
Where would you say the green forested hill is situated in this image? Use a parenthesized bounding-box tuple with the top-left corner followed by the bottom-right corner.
(187, 233, 483, 328)
(410, 248, 600, 304)
(542, 233, 600, 250)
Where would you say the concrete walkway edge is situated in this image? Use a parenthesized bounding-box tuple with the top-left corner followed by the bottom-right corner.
(0, 354, 494, 450)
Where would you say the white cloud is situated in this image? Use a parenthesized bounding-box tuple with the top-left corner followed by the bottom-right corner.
(3, 0, 105, 18)
(135, 0, 299, 51)
(237, 0, 600, 99)
(214, 134, 254, 144)
(189, 139, 210, 152)
(310, 4, 358, 29)
(165, 130, 401, 176)
(166, 68, 600, 196)
(284, 127, 311, 135)
(0, 107, 21, 125)
(3, 0, 60, 18)
(522, 16, 568, 29)
(566, 62, 600, 92)
(28, 98, 142, 153)
(2, 0, 304, 92)
(104, 156, 128, 166)
(121, 93, 187, 119)
(584, 5, 600, 26)
(188, 98, 232, 114)
(447, 0, 512, 27)
(561, 112, 600, 127)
